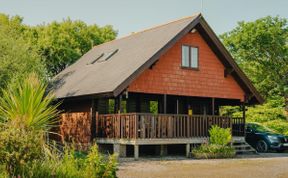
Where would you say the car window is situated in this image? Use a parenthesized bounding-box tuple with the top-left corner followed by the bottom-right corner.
(251, 124, 272, 132)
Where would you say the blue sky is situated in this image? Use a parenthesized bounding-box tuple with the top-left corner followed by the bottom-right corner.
(0, 0, 287, 37)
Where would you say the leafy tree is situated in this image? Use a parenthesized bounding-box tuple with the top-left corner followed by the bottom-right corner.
(220, 16, 288, 111)
(221, 98, 287, 134)
(0, 13, 27, 36)
(34, 19, 117, 75)
(0, 24, 47, 93)
(0, 13, 118, 76)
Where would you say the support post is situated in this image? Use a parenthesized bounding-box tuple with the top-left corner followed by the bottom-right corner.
(242, 100, 246, 136)
(114, 144, 126, 157)
(119, 95, 123, 113)
(113, 144, 120, 156)
(134, 145, 139, 160)
(186, 144, 191, 157)
(160, 145, 167, 156)
(90, 99, 97, 141)
(176, 99, 179, 114)
(136, 94, 140, 112)
(212, 98, 215, 115)
(164, 94, 167, 114)
(114, 97, 118, 113)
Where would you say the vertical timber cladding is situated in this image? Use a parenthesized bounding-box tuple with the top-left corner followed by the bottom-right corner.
(128, 31, 245, 101)
(60, 112, 92, 148)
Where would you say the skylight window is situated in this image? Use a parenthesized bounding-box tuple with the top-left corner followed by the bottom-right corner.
(87, 49, 119, 65)
(88, 53, 104, 65)
(97, 49, 119, 63)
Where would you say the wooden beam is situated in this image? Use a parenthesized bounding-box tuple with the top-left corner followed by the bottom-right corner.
(176, 99, 179, 114)
(242, 101, 246, 136)
(164, 94, 167, 114)
(119, 95, 123, 113)
(90, 99, 97, 141)
(212, 98, 215, 115)
(114, 97, 118, 113)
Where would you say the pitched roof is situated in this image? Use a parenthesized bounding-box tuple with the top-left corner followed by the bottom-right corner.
(51, 13, 264, 104)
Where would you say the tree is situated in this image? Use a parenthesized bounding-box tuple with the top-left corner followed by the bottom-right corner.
(0, 13, 118, 76)
(0, 24, 47, 93)
(220, 16, 288, 111)
(34, 19, 117, 75)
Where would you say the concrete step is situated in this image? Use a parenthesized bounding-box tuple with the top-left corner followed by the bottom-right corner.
(232, 141, 257, 154)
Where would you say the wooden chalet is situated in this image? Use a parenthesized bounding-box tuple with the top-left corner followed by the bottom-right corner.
(52, 13, 264, 159)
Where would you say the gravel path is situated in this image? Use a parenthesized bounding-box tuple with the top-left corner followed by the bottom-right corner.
(117, 155, 288, 178)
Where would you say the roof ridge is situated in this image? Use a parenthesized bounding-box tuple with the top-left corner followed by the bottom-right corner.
(93, 13, 201, 49)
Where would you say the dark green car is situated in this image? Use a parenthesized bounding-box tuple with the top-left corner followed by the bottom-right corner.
(245, 123, 288, 153)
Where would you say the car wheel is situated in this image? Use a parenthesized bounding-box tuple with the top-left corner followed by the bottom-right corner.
(256, 140, 268, 153)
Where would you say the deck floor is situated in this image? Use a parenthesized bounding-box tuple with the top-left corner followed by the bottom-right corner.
(96, 136, 244, 145)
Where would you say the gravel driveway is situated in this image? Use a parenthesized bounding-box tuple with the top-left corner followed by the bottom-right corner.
(117, 154, 288, 178)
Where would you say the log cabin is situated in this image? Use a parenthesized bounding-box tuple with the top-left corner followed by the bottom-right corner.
(51, 13, 264, 159)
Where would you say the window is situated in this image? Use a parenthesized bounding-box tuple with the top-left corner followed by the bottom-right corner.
(98, 49, 119, 62)
(181, 45, 198, 69)
(88, 53, 104, 65)
(87, 49, 119, 65)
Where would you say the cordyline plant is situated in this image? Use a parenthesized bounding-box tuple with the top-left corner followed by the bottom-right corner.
(0, 74, 60, 176)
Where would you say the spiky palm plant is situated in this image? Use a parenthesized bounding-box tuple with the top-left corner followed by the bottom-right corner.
(0, 74, 60, 176)
(0, 74, 60, 131)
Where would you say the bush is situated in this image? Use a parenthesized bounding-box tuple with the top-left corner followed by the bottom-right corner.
(26, 144, 117, 178)
(209, 125, 232, 146)
(0, 74, 59, 176)
(0, 75, 118, 177)
(192, 144, 235, 159)
(0, 127, 45, 176)
(192, 125, 235, 159)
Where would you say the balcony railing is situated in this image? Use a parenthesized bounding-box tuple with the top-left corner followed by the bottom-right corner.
(95, 113, 237, 139)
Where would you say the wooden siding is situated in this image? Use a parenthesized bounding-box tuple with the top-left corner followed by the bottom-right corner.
(128, 31, 245, 101)
(60, 112, 92, 144)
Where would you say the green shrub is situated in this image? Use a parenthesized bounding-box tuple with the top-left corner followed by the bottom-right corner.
(209, 125, 232, 146)
(0, 75, 118, 177)
(192, 144, 235, 159)
(0, 127, 45, 176)
(0, 74, 59, 176)
(192, 126, 235, 159)
(26, 144, 117, 178)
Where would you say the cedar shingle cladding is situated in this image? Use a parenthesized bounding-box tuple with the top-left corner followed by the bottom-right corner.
(128, 32, 245, 101)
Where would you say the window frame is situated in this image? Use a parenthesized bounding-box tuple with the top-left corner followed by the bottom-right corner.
(181, 45, 199, 70)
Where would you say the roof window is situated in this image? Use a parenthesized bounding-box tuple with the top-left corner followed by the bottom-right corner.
(89, 53, 104, 64)
(98, 49, 119, 62)
(87, 49, 119, 65)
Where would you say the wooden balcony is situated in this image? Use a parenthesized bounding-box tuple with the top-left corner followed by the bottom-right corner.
(95, 113, 244, 140)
